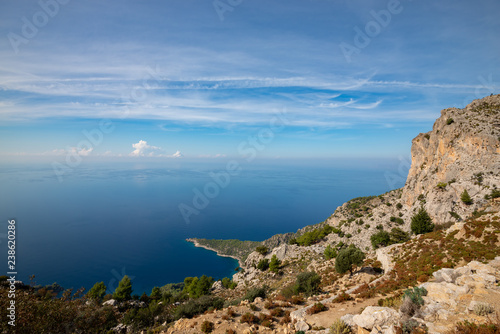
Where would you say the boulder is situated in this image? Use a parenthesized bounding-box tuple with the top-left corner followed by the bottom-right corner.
(467, 261, 497, 275)
(102, 299, 117, 306)
(432, 268, 457, 283)
(351, 306, 399, 330)
(295, 320, 310, 332)
(211, 280, 223, 292)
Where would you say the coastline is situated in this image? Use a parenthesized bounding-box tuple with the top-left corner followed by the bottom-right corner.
(186, 238, 243, 268)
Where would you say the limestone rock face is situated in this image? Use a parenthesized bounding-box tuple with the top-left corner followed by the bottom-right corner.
(401, 95, 500, 223)
(351, 306, 400, 330)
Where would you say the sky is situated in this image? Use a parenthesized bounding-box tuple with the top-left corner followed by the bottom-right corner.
(0, 0, 499, 164)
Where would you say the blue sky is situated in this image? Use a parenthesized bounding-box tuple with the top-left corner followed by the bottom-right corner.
(0, 0, 499, 163)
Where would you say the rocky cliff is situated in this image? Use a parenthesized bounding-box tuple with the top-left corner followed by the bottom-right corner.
(401, 94, 500, 223)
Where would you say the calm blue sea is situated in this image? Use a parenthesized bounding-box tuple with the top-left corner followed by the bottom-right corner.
(0, 159, 407, 295)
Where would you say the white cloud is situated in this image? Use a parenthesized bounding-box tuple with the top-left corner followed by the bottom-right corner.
(130, 140, 164, 157)
(129, 140, 182, 158)
(172, 150, 183, 158)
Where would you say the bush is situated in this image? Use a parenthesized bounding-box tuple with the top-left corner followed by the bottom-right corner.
(371, 230, 391, 249)
(221, 277, 237, 289)
(324, 245, 337, 260)
(256, 246, 269, 255)
(183, 275, 213, 299)
(294, 271, 321, 296)
(389, 228, 410, 244)
(396, 203, 403, 210)
(400, 287, 427, 317)
(257, 259, 269, 271)
(403, 286, 427, 306)
(473, 303, 494, 316)
(113, 275, 132, 301)
(244, 287, 266, 302)
(306, 302, 327, 315)
(335, 246, 365, 275)
(330, 319, 352, 334)
(333, 292, 353, 303)
(240, 312, 258, 324)
(446, 117, 454, 125)
(410, 207, 434, 235)
(174, 295, 224, 319)
(200, 320, 214, 333)
(269, 255, 281, 273)
(87, 282, 107, 301)
(270, 307, 284, 317)
(289, 225, 338, 246)
(436, 182, 447, 189)
(261, 319, 272, 328)
(461, 189, 473, 205)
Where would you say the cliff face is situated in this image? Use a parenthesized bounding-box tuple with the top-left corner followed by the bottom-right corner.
(401, 95, 500, 222)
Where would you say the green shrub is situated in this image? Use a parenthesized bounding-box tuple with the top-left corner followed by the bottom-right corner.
(436, 182, 447, 189)
(410, 207, 434, 235)
(200, 320, 214, 333)
(446, 118, 454, 125)
(87, 282, 106, 301)
(244, 287, 266, 302)
(183, 275, 213, 299)
(269, 255, 281, 273)
(113, 275, 132, 301)
(174, 295, 224, 319)
(403, 286, 427, 306)
(294, 271, 321, 296)
(335, 246, 365, 275)
(396, 203, 403, 210)
(257, 259, 269, 271)
(389, 228, 410, 244)
(371, 230, 391, 249)
(461, 189, 473, 205)
(221, 277, 237, 289)
(289, 225, 338, 246)
(324, 245, 337, 260)
(256, 246, 269, 255)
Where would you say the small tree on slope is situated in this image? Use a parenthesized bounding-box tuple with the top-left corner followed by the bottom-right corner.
(410, 207, 434, 235)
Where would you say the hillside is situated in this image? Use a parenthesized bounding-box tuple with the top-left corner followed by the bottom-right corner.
(1, 95, 499, 334)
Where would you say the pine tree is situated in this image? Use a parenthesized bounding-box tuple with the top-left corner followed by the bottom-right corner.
(113, 275, 132, 301)
(269, 254, 281, 273)
(461, 189, 473, 205)
(87, 281, 106, 301)
(410, 207, 434, 235)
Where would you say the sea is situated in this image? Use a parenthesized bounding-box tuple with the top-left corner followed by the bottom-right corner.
(0, 158, 408, 295)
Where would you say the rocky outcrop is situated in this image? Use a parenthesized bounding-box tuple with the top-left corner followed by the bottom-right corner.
(400, 95, 500, 223)
(339, 257, 500, 334)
